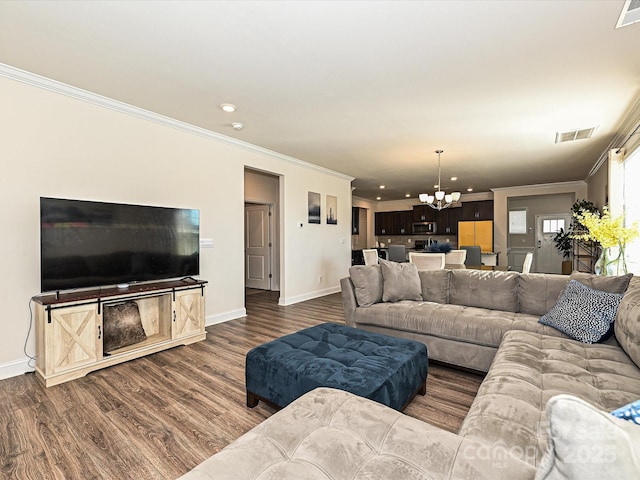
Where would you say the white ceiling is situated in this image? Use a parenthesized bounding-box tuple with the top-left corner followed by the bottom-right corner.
(1, 0, 639, 201)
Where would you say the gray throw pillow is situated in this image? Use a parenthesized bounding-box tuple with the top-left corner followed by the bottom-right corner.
(348, 265, 383, 307)
(536, 395, 640, 480)
(539, 280, 623, 343)
(569, 271, 632, 294)
(379, 258, 422, 302)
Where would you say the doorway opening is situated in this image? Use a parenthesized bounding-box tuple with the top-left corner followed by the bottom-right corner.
(244, 168, 281, 302)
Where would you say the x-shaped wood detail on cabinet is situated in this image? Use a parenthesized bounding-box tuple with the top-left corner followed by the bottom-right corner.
(54, 310, 95, 366)
(177, 295, 199, 332)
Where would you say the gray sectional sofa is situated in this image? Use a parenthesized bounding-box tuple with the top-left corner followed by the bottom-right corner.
(181, 267, 640, 479)
(341, 266, 576, 372)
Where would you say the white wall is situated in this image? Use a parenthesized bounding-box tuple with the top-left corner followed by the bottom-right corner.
(0, 71, 352, 377)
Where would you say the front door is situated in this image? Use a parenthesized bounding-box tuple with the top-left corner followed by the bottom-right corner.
(245, 204, 271, 290)
(535, 214, 572, 274)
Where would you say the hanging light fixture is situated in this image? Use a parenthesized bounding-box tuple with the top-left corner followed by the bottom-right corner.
(418, 149, 461, 210)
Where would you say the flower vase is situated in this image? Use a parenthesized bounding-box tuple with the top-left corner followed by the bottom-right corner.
(595, 246, 627, 276)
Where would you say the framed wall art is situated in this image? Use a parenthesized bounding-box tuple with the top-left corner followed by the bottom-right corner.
(326, 195, 337, 225)
(308, 191, 321, 224)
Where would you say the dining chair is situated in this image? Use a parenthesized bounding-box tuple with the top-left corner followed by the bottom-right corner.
(460, 246, 482, 266)
(388, 245, 407, 262)
(522, 252, 533, 273)
(408, 252, 446, 270)
(363, 248, 379, 266)
(445, 249, 467, 267)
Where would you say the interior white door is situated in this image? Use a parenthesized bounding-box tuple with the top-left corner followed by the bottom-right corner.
(245, 204, 271, 290)
(535, 214, 572, 274)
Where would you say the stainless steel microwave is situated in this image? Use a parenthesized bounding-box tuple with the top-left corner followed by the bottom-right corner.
(412, 222, 437, 234)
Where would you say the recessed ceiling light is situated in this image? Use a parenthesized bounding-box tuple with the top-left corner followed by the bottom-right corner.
(379, 185, 385, 189)
(467, 188, 474, 192)
(450, 176, 458, 181)
(231, 122, 244, 131)
(220, 103, 237, 113)
(405, 193, 411, 198)
(376, 196, 381, 201)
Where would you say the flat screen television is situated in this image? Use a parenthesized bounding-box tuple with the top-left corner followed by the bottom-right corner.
(40, 197, 200, 292)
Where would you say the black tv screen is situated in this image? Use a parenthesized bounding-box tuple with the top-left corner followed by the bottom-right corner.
(40, 197, 200, 292)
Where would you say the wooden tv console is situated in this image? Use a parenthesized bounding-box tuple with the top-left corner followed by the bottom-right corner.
(32, 278, 207, 387)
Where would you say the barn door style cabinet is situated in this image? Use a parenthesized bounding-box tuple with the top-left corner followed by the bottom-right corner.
(33, 279, 207, 387)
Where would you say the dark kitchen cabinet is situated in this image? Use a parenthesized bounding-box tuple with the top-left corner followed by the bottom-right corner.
(352, 207, 360, 235)
(461, 200, 494, 221)
(436, 206, 462, 235)
(375, 210, 413, 235)
(413, 204, 436, 222)
(375, 211, 394, 235)
(395, 211, 413, 235)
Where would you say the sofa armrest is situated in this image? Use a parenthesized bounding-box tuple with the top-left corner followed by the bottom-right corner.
(340, 277, 357, 327)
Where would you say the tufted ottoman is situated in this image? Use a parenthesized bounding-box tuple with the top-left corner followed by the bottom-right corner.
(245, 322, 428, 411)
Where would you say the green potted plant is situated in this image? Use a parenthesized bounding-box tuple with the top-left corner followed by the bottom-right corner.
(553, 227, 573, 274)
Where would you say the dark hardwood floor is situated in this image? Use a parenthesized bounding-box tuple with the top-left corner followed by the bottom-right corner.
(0, 290, 483, 479)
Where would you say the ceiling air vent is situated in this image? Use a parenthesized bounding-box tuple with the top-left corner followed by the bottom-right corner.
(616, 0, 640, 29)
(555, 127, 597, 144)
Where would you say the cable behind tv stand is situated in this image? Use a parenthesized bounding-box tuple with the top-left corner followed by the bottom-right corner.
(32, 278, 207, 387)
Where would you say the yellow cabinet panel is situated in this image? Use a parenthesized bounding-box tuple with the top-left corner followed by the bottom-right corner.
(458, 220, 493, 253)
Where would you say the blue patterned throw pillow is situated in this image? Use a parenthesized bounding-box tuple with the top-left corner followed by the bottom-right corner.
(539, 279, 623, 343)
(611, 400, 640, 425)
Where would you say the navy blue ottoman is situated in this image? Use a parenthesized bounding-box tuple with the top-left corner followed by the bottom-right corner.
(245, 323, 428, 411)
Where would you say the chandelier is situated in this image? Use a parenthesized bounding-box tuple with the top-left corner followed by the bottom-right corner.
(418, 149, 461, 210)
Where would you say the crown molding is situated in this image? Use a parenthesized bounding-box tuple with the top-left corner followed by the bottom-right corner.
(0, 63, 354, 182)
(491, 180, 587, 193)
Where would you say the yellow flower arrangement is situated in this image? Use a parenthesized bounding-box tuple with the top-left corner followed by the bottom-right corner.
(573, 206, 639, 275)
(572, 207, 638, 248)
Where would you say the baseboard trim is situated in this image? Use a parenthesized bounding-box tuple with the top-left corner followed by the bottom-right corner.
(278, 286, 341, 306)
(205, 308, 246, 327)
(0, 357, 35, 380)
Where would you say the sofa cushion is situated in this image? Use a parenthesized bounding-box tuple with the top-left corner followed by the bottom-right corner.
(348, 265, 383, 306)
(535, 394, 640, 480)
(539, 280, 623, 344)
(615, 276, 640, 368)
(353, 301, 565, 349)
(570, 271, 633, 294)
(459, 330, 640, 467)
(379, 258, 422, 302)
(449, 270, 519, 312)
(180, 387, 536, 480)
(418, 269, 450, 303)
(518, 274, 569, 316)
